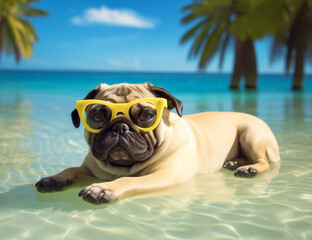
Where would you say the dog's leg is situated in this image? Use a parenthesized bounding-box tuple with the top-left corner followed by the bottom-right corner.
(78, 168, 187, 204)
(233, 125, 278, 178)
(78, 146, 196, 204)
(36, 165, 95, 192)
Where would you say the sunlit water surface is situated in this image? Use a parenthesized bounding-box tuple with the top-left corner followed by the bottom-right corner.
(0, 71, 311, 239)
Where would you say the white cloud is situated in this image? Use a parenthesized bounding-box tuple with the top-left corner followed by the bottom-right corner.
(72, 6, 154, 28)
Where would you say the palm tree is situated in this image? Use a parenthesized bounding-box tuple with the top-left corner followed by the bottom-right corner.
(180, 0, 258, 89)
(271, 0, 312, 90)
(0, 0, 48, 65)
(180, 0, 287, 89)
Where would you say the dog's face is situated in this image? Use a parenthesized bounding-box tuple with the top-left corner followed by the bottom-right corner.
(71, 83, 183, 167)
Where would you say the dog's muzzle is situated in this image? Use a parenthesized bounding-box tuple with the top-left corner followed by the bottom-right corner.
(91, 118, 155, 167)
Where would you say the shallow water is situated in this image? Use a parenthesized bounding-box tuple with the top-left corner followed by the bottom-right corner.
(0, 71, 311, 239)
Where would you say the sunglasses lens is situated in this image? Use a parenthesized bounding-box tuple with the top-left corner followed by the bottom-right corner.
(85, 104, 112, 129)
(129, 102, 157, 129)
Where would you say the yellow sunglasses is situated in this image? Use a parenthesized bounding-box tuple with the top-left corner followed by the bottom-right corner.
(76, 98, 168, 133)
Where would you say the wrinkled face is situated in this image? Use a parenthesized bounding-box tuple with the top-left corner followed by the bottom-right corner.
(85, 84, 162, 167)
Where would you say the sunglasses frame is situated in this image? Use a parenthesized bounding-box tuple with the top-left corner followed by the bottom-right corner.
(76, 98, 168, 133)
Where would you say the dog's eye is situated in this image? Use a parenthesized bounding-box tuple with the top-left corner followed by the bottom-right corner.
(86, 104, 112, 129)
(137, 108, 156, 128)
(130, 103, 157, 129)
(91, 112, 101, 122)
(140, 110, 155, 122)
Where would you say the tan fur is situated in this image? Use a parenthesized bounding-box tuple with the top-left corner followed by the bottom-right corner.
(36, 83, 280, 203)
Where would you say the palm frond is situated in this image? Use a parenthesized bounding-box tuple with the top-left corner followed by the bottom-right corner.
(187, 9, 228, 59)
(13, 41, 21, 63)
(15, 0, 40, 6)
(3, 18, 18, 60)
(181, 2, 199, 12)
(181, 0, 232, 24)
(180, 18, 209, 44)
(4, 33, 14, 55)
(187, 19, 216, 60)
(17, 18, 38, 40)
(198, 17, 227, 69)
(218, 32, 230, 69)
(285, 34, 295, 74)
(7, 15, 33, 58)
(181, 11, 203, 25)
(17, 8, 49, 17)
(270, 36, 286, 64)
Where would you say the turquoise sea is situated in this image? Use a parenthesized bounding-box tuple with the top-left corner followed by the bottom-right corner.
(0, 70, 311, 239)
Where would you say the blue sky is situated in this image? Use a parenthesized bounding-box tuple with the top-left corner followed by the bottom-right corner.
(2, 0, 310, 73)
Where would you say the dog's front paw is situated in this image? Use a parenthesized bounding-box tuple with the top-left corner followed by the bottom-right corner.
(78, 184, 117, 204)
(234, 167, 258, 178)
(36, 177, 73, 192)
(223, 160, 239, 170)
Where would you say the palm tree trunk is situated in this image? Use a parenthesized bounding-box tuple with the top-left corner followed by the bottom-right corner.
(231, 37, 257, 89)
(293, 45, 305, 90)
(231, 38, 244, 89)
(293, 1, 308, 90)
(243, 39, 257, 89)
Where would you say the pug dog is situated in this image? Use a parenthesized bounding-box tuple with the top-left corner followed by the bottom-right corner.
(36, 83, 280, 204)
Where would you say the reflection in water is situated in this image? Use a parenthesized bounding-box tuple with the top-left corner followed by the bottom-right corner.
(194, 90, 312, 133)
(0, 92, 35, 187)
(232, 90, 259, 116)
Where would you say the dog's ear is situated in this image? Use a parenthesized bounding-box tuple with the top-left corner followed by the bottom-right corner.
(148, 83, 183, 117)
(71, 85, 102, 128)
(71, 109, 81, 128)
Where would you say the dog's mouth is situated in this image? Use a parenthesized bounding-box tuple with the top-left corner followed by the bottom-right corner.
(91, 118, 156, 167)
(107, 146, 136, 167)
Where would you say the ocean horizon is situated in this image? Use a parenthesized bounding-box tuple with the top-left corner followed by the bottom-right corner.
(1, 69, 312, 93)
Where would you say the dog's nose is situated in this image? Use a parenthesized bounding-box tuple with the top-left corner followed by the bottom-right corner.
(112, 123, 129, 134)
